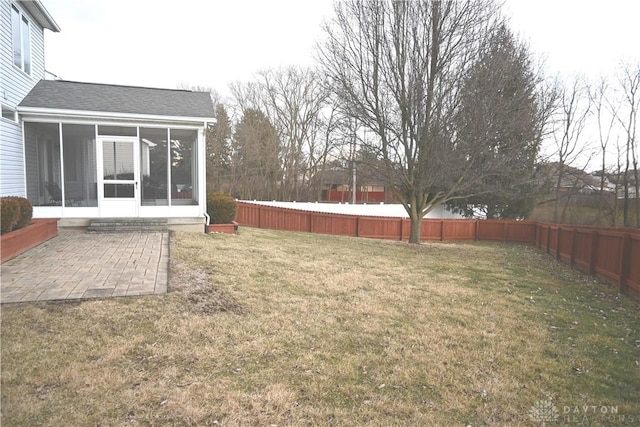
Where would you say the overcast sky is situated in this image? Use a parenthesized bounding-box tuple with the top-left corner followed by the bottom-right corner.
(41, 0, 639, 169)
(42, 0, 639, 94)
(42, 0, 334, 95)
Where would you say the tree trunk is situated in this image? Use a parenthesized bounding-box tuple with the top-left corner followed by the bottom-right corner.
(486, 204, 497, 219)
(408, 213, 422, 244)
(407, 196, 422, 244)
(553, 164, 564, 223)
(633, 154, 639, 228)
(612, 181, 619, 227)
(623, 171, 630, 228)
(598, 155, 606, 223)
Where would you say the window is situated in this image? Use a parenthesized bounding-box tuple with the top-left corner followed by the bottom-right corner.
(140, 128, 169, 206)
(62, 124, 98, 207)
(1, 106, 17, 122)
(170, 129, 198, 205)
(24, 123, 62, 206)
(11, 6, 31, 74)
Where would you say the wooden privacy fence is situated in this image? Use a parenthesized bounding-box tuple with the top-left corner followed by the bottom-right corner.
(235, 202, 640, 299)
(235, 202, 537, 242)
(536, 224, 640, 299)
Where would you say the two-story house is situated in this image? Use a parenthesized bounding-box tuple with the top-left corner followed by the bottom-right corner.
(1, 1, 214, 231)
(1, 0, 59, 196)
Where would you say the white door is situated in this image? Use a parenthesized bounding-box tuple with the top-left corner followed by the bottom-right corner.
(98, 137, 139, 217)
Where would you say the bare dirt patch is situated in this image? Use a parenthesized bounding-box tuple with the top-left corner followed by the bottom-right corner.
(171, 262, 244, 315)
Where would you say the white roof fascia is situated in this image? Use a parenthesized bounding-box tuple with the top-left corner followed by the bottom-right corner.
(19, 0, 61, 32)
(16, 106, 215, 125)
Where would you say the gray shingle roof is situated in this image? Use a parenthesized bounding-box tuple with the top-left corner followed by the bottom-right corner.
(19, 80, 215, 119)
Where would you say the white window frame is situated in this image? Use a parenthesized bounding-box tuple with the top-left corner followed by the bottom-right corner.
(1, 105, 18, 122)
(11, 4, 31, 75)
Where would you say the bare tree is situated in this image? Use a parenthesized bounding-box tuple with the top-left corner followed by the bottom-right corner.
(614, 62, 639, 228)
(230, 68, 329, 201)
(256, 67, 329, 201)
(551, 77, 592, 223)
(229, 81, 262, 118)
(590, 78, 618, 224)
(318, 0, 551, 242)
(612, 136, 625, 227)
(307, 104, 342, 201)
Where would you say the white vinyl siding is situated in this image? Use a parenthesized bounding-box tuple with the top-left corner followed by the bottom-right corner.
(23, 123, 39, 202)
(1, 1, 48, 196)
(0, 120, 26, 196)
(1, 1, 46, 107)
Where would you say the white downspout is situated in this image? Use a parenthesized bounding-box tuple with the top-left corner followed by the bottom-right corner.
(203, 121, 210, 233)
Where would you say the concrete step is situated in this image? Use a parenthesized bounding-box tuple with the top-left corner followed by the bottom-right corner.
(87, 218, 169, 233)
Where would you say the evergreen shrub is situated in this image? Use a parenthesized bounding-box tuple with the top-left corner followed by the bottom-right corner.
(207, 193, 237, 224)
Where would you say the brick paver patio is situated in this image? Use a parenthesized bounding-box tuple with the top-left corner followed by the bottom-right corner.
(0, 230, 169, 303)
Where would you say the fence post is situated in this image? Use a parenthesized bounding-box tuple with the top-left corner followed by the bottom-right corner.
(309, 212, 314, 233)
(570, 228, 577, 267)
(475, 220, 479, 241)
(556, 226, 562, 260)
(619, 233, 631, 295)
(401, 218, 407, 241)
(356, 217, 360, 238)
(399, 218, 403, 241)
(440, 220, 445, 241)
(503, 221, 507, 243)
(258, 205, 263, 229)
(589, 231, 599, 276)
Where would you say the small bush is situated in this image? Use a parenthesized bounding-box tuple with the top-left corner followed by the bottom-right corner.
(0, 197, 33, 234)
(1, 198, 19, 234)
(13, 197, 33, 229)
(207, 193, 237, 224)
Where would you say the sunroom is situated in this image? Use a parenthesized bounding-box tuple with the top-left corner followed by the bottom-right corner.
(17, 80, 215, 228)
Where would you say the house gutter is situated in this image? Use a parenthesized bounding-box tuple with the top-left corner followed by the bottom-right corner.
(203, 119, 210, 234)
(204, 212, 210, 233)
(16, 106, 214, 125)
(20, 0, 61, 32)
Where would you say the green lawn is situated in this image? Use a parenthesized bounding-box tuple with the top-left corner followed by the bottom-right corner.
(1, 228, 639, 426)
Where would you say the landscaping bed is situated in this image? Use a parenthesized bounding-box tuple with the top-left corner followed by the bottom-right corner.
(0, 218, 58, 263)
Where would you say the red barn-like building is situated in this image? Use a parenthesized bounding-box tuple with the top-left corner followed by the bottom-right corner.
(316, 169, 394, 203)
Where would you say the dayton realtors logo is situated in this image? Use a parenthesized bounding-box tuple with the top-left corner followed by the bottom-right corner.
(529, 400, 560, 425)
(529, 400, 635, 424)
(562, 404, 632, 424)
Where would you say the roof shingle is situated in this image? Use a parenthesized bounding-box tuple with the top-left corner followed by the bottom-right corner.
(18, 80, 215, 119)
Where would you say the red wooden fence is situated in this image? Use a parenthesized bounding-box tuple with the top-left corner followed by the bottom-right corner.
(235, 202, 537, 242)
(235, 202, 640, 299)
(536, 224, 640, 299)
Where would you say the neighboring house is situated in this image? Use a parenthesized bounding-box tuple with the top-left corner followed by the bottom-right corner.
(1, 0, 59, 196)
(607, 170, 639, 200)
(541, 163, 601, 195)
(316, 169, 394, 203)
(1, 1, 215, 229)
(590, 171, 618, 194)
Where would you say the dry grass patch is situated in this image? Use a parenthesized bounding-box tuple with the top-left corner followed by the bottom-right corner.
(2, 227, 639, 426)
